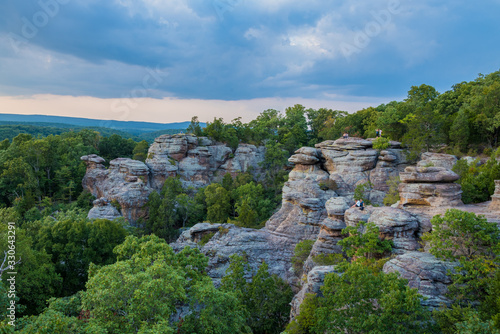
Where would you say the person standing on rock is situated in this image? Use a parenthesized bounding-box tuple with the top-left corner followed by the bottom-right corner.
(375, 129, 380, 137)
(343, 132, 349, 139)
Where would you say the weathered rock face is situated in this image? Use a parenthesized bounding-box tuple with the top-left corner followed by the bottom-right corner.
(218, 144, 266, 180)
(490, 180, 500, 211)
(81, 155, 153, 224)
(344, 206, 421, 254)
(383, 252, 455, 308)
(316, 138, 407, 205)
(290, 266, 339, 320)
(87, 198, 122, 221)
(303, 197, 350, 273)
(171, 222, 299, 288)
(399, 153, 463, 207)
(400, 167, 460, 183)
(265, 147, 335, 242)
(146, 134, 265, 189)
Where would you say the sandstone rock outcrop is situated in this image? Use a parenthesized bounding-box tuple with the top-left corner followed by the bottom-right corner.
(81, 155, 153, 224)
(490, 180, 500, 211)
(146, 134, 265, 189)
(344, 206, 421, 254)
(383, 251, 455, 308)
(316, 138, 408, 205)
(399, 153, 463, 207)
(290, 266, 339, 319)
(265, 147, 335, 242)
(171, 222, 299, 288)
(87, 198, 122, 221)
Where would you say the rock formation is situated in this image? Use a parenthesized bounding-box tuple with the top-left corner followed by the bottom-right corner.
(81, 155, 153, 224)
(290, 266, 339, 320)
(345, 206, 421, 254)
(171, 222, 300, 288)
(87, 198, 122, 221)
(399, 153, 463, 207)
(316, 138, 408, 205)
(490, 180, 500, 211)
(265, 147, 336, 242)
(146, 134, 265, 189)
(383, 251, 455, 308)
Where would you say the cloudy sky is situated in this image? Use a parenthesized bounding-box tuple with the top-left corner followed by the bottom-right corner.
(0, 0, 499, 123)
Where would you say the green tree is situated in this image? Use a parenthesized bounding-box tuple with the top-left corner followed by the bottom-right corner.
(205, 183, 231, 223)
(312, 262, 436, 334)
(221, 254, 293, 334)
(186, 116, 203, 136)
(132, 140, 149, 162)
(37, 211, 128, 296)
(422, 209, 500, 306)
(82, 235, 248, 334)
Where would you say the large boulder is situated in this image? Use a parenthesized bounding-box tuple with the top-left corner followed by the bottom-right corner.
(383, 252, 455, 308)
(417, 152, 458, 170)
(345, 207, 421, 254)
(400, 167, 460, 183)
(218, 144, 266, 178)
(87, 198, 122, 221)
(399, 183, 463, 207)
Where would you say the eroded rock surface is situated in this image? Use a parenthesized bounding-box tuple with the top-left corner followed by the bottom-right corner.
(87, 198, 122, 221)
(81, 155, 153, 224)
(146, 134, 265, 189)
(490, 180, 500, 211)
(383, 251, 455, 308)
(171, 223, 299, 288)
(399, 153, 463, 208)
(290, 266, 339, 320)
(265, 147, 335, 242)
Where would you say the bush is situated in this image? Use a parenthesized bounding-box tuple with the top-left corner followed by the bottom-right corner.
(383, 176, 400, 206)
(372, 136, 390, 150)
(292, 240, 314, 276)
(353, 181, 372, 204)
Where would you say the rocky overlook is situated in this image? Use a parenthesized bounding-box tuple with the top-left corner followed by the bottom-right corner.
(81, 134, 500, 317)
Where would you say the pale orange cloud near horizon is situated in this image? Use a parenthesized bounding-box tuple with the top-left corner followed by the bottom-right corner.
(0, 94, 394, 124)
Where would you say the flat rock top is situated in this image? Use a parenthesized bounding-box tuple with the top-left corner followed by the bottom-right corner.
(316, 137, 372, 150)
(403, 202, 500, 225)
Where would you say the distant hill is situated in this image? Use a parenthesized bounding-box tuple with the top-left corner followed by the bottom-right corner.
(0, 123, 143, 141)
(0, 114, 204, 135)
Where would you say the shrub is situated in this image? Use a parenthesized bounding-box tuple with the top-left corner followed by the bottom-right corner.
(383, 176, 400, 206)
(353, 181, 372, 204)
(292, 240, 314, 276)
(372, 136, 390, 150)
(198, 232, 215, 246)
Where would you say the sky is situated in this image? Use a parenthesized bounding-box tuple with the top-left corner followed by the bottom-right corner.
(0, 0, 499, 123)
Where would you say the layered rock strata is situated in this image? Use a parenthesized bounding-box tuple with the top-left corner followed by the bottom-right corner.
(81, 155, 153, 223)
(265, 147, 336, 242)
(316, 138, 408, 205)
(399, 153, 463, 207)
(146, 134, 265, 189)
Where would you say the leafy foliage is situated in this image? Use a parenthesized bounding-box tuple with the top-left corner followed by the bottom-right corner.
(292, 240, 314, 276)
(221, 254, 293, 333)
